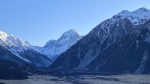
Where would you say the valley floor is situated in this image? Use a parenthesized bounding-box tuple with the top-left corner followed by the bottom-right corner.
(0, 74, 150, 84)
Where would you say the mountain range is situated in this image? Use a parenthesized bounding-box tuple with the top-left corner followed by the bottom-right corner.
(0, 7, 150, 79)
(0, 29, 83, 79)
(49, 7, 150, 74)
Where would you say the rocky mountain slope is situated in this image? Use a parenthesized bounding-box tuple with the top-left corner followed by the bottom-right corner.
(49, 8, 150, 74)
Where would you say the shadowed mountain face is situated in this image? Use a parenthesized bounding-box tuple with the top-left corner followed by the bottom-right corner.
(49, 8, 150, 74)
(86, 20, 150, 74)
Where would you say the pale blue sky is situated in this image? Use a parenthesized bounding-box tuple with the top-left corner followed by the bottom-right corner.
(0, 0, 150, 46)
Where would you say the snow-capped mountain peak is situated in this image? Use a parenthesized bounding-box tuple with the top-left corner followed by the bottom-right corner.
(109, 8, 150, 26)
(0, 31, 29, 48)
(58, 29, 83, 41)
(134, 7, 149, 12)
(0, 30, 52, 67)
(119, 10, 130, 14)
(0, 31, 9, 41)
(35, 29, 84, 60)
(117, 7, 150, 17)
(63, 29, 81, 35)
